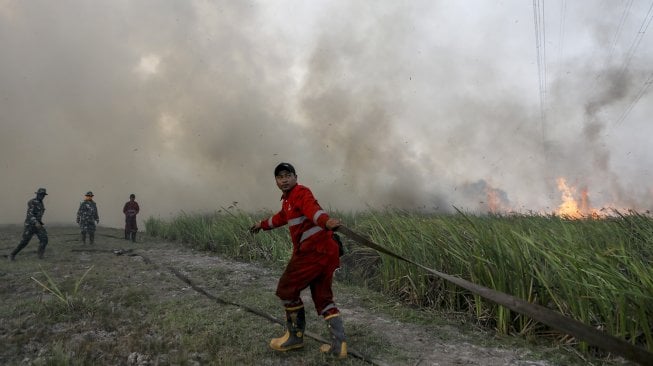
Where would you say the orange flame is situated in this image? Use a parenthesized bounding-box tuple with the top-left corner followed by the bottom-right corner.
(556, 177, 601, 219)
(486, 187, 501, 213)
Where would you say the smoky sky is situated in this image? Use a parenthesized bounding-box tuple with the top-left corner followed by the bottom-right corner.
(1, 0, 652, 228)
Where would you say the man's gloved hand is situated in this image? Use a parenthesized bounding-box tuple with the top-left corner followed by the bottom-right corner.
(96, 219, 100, 224)
(249, 222, 262, 234)
(326, 218, 341, 230)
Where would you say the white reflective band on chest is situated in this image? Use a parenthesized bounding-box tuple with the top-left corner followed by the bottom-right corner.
(300, 225, 323, 242)
(267, 217, 274, 228)
(312, 210, 327, 223)
(288, 216, 306, 227)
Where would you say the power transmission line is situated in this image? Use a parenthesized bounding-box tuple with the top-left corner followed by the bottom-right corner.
(619, 0, 653, 76)
(611, 1, 653, 125)
(532, 0, 547, 141)
(614, 72, 653, 126)
(608, 0, 634, 59)
(588, 0, 635, 95)
(557, 0, 567, 64)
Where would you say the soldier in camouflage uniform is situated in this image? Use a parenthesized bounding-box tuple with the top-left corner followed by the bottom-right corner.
(76, 191, 100, 244)
(9, 188, 49, 260)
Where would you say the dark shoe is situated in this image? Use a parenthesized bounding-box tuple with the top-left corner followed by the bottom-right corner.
(319, 314, 347, 358)
(270, 306, 305, 351)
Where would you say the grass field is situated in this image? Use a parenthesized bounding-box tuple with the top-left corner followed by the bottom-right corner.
(0, 217, 645, 366)
(144, 208, 653, 361)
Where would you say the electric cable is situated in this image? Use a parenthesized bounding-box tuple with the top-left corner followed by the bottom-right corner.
(619, 1, 653, 76)
(610, 1, 653, 125)
(609, 0, 634, 59)
(614, 72, 653, 126)
(557, 0, 567, 65)
(532, 0, 547, 141)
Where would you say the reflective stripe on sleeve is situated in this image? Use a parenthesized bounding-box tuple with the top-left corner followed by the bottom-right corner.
(312, 210, 327, 223)
(288, 216, 306, 227)
(300, 226, 323, 242)
(267, 217, 275, 229)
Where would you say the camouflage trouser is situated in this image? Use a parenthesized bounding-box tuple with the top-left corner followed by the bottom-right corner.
(12, 224, 48, 257)
(79, 221, 96, 234)
(79, 221, 96, 244)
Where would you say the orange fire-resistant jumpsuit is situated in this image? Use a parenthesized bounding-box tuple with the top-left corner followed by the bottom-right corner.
(259, 183, 341, 317)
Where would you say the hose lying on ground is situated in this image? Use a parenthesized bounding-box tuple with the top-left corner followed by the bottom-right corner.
(336, 225, 653, 366)
(72, 247, 388, 365)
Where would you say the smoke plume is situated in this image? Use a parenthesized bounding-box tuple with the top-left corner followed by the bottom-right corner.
(1, 1, 651, 228)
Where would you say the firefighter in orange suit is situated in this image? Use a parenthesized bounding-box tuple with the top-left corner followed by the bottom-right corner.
(250, 162, 347, 358)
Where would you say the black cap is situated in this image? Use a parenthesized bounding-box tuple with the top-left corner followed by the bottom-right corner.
(274, 162, 296, 176)
(35, 188, 48, 195)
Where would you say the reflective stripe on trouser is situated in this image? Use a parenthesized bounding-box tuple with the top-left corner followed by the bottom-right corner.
(269, 306, 305, 351)
(275, 239, 340, 315)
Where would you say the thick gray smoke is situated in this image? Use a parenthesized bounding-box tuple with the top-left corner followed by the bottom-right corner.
(1, 1, 651, 228)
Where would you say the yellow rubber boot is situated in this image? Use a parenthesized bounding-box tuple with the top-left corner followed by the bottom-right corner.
(270, 306, 305, 351)
(319, 314, 347, 358)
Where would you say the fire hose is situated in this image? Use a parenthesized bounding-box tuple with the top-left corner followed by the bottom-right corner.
(335, 225, 653, 366)
(87, 248, 387, 365)
(76, 224, 653, 365)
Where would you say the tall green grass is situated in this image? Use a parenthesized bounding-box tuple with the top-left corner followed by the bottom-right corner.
(145, 208, 653, 354)
(146, 209, 292, 265)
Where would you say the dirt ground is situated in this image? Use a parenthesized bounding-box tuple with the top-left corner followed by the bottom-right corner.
(0, 225, 630, 366)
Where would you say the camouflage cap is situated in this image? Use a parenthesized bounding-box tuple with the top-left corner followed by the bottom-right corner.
(35, 188, 48, 195)
(85, 191, 94, 196)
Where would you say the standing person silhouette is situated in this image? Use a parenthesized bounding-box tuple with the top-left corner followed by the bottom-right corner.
(123, 194, 140, 242)
(76, 191, 99, 244)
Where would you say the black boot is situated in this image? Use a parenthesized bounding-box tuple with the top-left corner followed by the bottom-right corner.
(81, 232, 86, 244)
(131, 232, 136, 242)
(89, 232, 95, 245)
(269, 305, 305, 351)
(10, 242, 26, 260)
(320, 314, 347, 358)
(125, 230, 129, 240)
